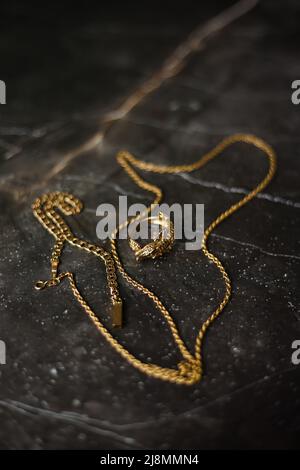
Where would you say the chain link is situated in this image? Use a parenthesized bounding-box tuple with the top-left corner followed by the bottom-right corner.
(32, 133, 276, 385)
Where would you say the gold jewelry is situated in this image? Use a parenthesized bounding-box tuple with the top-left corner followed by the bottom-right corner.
(32, 192, 123, 328)
(32, 133, 276, 385)
(128, 212, 174, 261)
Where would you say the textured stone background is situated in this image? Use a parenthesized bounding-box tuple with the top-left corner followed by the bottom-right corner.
(0, 0, 299, 449)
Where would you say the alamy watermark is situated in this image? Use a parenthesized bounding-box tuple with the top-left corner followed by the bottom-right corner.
(0, 80, 6, 104)
(0, 340, 6, 364)
(96, 196, 204, 250)
(291, 340, 300, 365)
(291, 80, 300, 105)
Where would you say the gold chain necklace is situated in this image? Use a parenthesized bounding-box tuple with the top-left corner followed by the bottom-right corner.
(32, 133, 276, 385)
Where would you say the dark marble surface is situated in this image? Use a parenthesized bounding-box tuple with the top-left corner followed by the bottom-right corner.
(0, 0, 299, 449)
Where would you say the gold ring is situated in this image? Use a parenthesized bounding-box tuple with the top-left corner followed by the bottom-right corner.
(128, 212, 174, 261)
